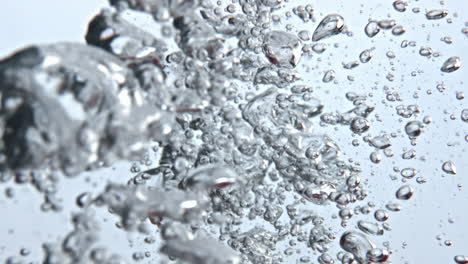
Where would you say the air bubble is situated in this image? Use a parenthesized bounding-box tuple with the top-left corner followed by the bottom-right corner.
(462, 109, 468, 122)
(312, 14, 346, 41)
(263, 31, 303, 68)
(396, 185, 415, 200)
(393, 1, 408, 12)
(340, 231, 375, 263)
(366, 248, 390, 263)
(323, 70, 336, 83)
(441, 56, 461, 73)
(401, 168, 417, 179)
(377, 19, 396, 30)
(442, 161, 457, 175)
(359, 48, 374, 63)
(370, 152, 382, 164)
(405, 121, 423, 139)
(351, 117, 370, 134)
(391, 25, 406, 35)
(365, 21, 380, 37)
(426, 9, 449, 20)
(455, 255, 468, 264)
(374, 209, 389, 222)
(357, 220, 384, 236)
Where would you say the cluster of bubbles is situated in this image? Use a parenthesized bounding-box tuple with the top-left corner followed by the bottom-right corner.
(0, 0, 465, 264)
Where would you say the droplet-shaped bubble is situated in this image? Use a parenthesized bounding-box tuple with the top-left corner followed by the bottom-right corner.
(312, 14, 345, 41)
(340, 231, 375, 263)
(365, 21, 380, 37)
(263, 31, 303, 68)
(442, 161, 457, 175)
(405, 121, 423, 138)
(396, 184, 414, 200)
(441, 56, 461, 73)
(426, 9, 449, 20)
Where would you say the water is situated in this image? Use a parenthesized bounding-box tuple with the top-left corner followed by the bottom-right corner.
(0, 43, 174, 176)
(0, 0, 467, 263)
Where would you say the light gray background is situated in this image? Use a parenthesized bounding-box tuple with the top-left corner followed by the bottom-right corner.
(0, 0, 106, 56)
(0, 0, 467, 263)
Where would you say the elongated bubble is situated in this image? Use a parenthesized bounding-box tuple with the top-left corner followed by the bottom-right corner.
(312, 14, 345, 41)
(426, 9, 449, 20)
